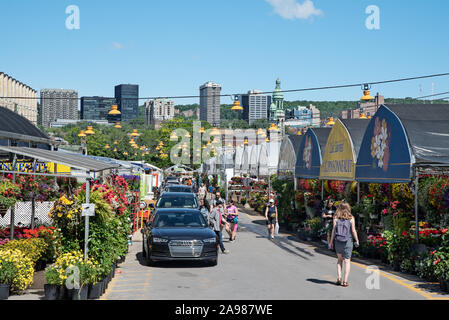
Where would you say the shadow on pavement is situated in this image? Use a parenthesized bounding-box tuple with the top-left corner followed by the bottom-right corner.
(135, 252, 215, 269)
(306, 278, 339, 286)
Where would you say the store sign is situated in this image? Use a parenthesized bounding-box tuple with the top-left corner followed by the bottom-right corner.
(0, 162, 48, 172)
(81, 204, 95, 217)
(320, 119, 356, 181)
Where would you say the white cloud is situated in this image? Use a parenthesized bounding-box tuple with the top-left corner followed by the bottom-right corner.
(112, 42, 124, 49)
(266, 0, 323, 20)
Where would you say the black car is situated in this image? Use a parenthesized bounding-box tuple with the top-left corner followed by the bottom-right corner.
(163, 184, 193, 193)
(142, 208, 218, 266)
(155, 192, 199, 209)
(164, 177, 179, 185)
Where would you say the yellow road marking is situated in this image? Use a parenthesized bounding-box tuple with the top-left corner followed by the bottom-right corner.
(351, 261, 449, 300)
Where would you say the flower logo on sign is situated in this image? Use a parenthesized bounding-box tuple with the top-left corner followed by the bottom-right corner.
(303, 136, 313, 170)
(370, 117, 391, 171)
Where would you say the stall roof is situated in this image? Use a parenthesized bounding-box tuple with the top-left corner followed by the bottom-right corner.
(0, 107, 49, 141)
(0, 146, 119, 172)
(386, 104, 449, 165)
(340, 119, 371, 157)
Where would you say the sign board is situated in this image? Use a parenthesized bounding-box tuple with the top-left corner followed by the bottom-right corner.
(320, 119, 356, 181)
(81, 203, 95, 217)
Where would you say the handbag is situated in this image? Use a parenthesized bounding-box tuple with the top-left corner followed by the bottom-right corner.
(274, 222, 279, 235)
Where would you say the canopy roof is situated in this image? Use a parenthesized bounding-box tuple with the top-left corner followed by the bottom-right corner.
(386, 104, 449, 165)
(320, 119, 370, 181)
(295, 127, 331, 178)
(0, 107, 50, 141)
(356, 104, 449, 183)
(278, 135, 303, 173)
(0, 146, 119, 172)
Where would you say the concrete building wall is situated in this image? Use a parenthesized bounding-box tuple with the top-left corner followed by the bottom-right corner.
(200, 82, 221, 126)
(41, 89, 78, 128)
(0, 72, 38, 125)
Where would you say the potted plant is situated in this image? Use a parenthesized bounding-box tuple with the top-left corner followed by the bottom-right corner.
(0, 256, 14, 300)
(44, 266, 63, 300)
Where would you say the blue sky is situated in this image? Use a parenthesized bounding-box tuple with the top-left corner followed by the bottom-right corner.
(1, 0, 449, 105)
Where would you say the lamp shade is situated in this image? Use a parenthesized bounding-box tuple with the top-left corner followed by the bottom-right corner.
(108, 105, 121, 115)
(326, 117, 335, 126)
(130, 129, 140, 137)
(114, 122, 122, 129)
(105, 144, 110, 149)
(231, 100, 243, 111)
(85, 126, 95, 135)
(268, 123, 278, 131)
(78, 130, 86, 137)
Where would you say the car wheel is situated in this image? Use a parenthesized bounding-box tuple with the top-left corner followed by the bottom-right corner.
(146, 255, 155, 267)
(209, 258, 217, 266)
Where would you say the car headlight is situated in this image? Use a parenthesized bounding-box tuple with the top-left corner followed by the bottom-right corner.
(153, 237, 169, 243)
(202, 238, 216, 244)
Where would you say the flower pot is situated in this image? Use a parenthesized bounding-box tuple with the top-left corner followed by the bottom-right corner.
(44, 284, 59, 300)
(439, 279, 447, 292)
(69, 286, 88, 300)
(58, 285, 68, 300)
(0, 284, 10, 300)
(100, 279, 106, 294)
(88, 282, 102, 300)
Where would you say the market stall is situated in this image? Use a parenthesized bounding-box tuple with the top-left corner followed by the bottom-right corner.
(278, 135, 303, 179)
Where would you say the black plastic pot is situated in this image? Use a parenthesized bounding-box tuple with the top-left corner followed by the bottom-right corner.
(44, 284, 59, 300)
(58, 285, 68, 300)
(0, 284, 9, 300)
(69, 286, 88, 300)
(88, 282, 102, 300)
(100, 279, 106, 294)
(440, 279, 447, 292)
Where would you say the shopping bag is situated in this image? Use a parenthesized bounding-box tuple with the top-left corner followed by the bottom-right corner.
(274, 222, 279, 235)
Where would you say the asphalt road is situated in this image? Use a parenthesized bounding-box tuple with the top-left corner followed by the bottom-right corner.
(102, 208, 449, 300)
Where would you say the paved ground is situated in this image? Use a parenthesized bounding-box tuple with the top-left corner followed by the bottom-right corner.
(101, 206, 449, 300)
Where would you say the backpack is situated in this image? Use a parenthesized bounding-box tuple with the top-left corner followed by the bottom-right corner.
(335, 219, 351, 242)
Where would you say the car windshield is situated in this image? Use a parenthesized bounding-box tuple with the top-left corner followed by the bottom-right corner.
(156, 196, 197, 208)
(166, 186, 191, 193)
(154, 212, 207, 228)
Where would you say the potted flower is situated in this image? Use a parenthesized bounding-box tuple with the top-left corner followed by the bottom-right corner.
(0, 256, 14, 300)
(0, 180, 20, 217)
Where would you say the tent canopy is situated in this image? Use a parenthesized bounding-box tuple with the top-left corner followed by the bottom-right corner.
(319, 119, 370, 181)
(0, 146, 119, 173)
(356, 104, 449, 183)
(278, 135, 303, 174)
(295, 127, 331, 179)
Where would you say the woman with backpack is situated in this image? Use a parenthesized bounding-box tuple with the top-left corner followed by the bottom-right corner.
(330, 202, 359, 287)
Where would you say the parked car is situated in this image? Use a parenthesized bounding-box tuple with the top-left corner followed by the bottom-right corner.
(164, 176, 180, 185)
(163, 184, 193, 193)
(142, 208, 218, 266)
(155, 192, 199, 209)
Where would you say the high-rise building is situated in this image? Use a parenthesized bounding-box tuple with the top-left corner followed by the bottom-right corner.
(0, 72, 38, 126)
(240, 90, 271, 125)
(115, 84, 139, 122)
(40, 89, 78, 128)
(80, 96, 117, 121)
(145, 99, 174, 126)
(200, 81, 221, 126)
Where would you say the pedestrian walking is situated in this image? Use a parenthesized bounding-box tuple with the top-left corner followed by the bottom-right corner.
(199, 199, 210, 225)
(322, 197, 337, 250)
(330, 202, 359, 287)
(198, 183, 207, 201)
(209, 201, 229, 254)
(264, 199, 278, 239)
(225, 200, 239, 241)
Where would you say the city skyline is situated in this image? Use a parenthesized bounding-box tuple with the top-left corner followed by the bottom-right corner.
(1, 1, 448, 105)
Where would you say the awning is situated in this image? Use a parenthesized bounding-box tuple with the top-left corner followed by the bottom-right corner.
(319, 119, 370, 181)
(356, 105, 413, 183)
(355, 104, 449, 183)
(295, 127, 331, 179)
(0, 146, 119, 172)
(278, 135, 303, 174)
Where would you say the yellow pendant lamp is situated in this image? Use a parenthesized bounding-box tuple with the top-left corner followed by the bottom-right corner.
(211, 127, 220, 136)
(85, 126, 95, 135)
(231, 97, 244, 111)
(268, 123, 278, 131)
(108, 105, 121, 115)
(78, 130, 86, 137)
(170, 131, 178, 139)
(361, 84, 374, 101)
(326, 117, 335, 126)
(185, 132, 191, 138)
(114, 122, 122, 129)
(113, 140, 118, 145)
(257, 128, 264, 135)
(360, 113, 368, 119)
(113, 148, 117, 152)
(130, 129, 140, 137)
(200, 127, 205, 134)
(105, 144, 110, 149)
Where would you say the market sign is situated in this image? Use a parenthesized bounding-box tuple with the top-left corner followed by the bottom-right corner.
(356, 105, 412, 183)
(295, 129, 322, 179)
(0, 161, 71, 174)
(319, 119, 356, 181)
